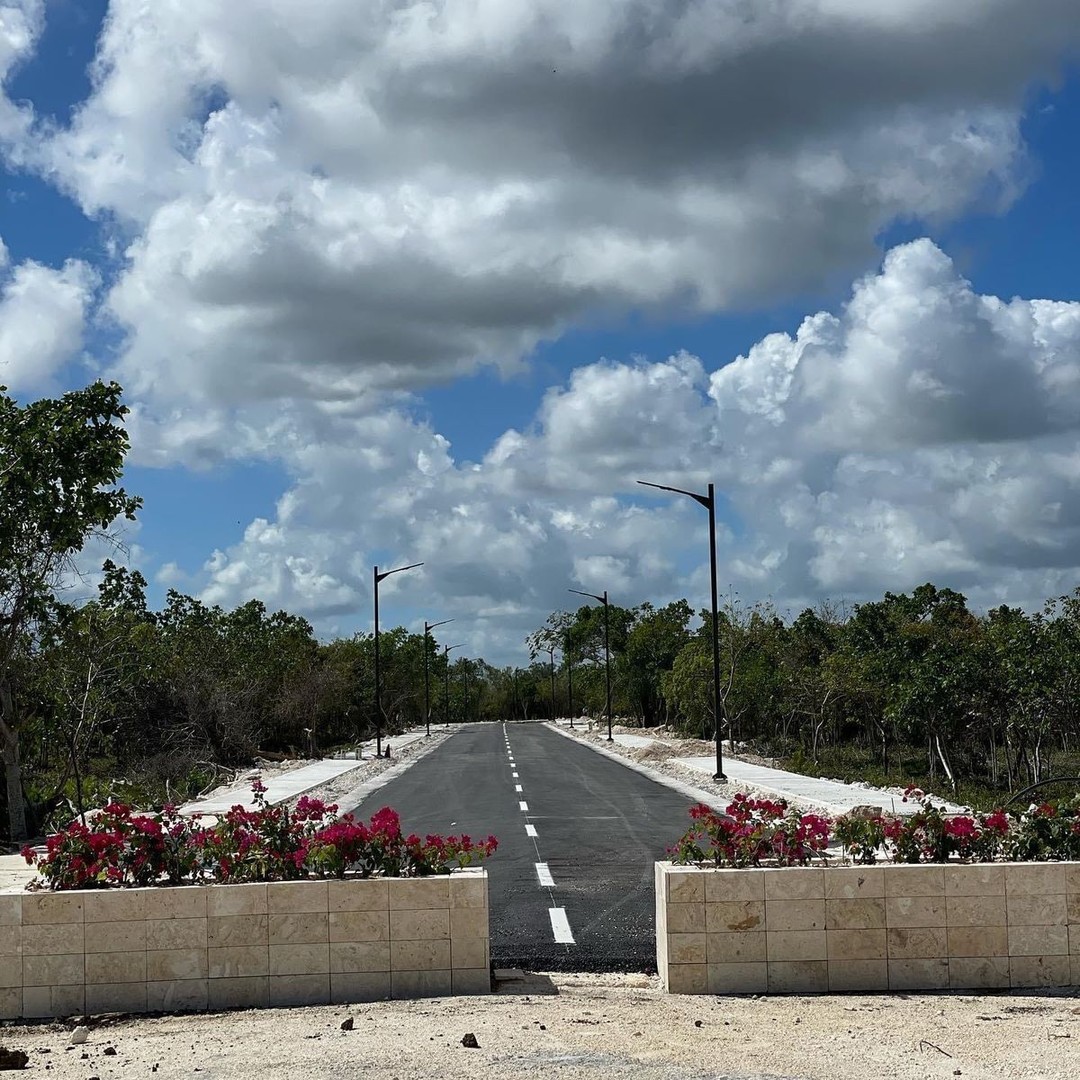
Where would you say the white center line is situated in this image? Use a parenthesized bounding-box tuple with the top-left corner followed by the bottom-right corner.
(535, 862, 555, 887)
(549, 908, 575, 944)
(519, 800, 529, 812)
(512, 771, 519, 778)
(525, 824, 538, 838)
(514, 784, 523, 793)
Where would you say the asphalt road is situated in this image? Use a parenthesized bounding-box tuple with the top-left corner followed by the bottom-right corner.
(344, 721, 697, 972)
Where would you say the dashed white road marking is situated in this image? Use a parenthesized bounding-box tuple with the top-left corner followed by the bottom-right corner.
(515, 784, 523, 792)
(519, 801, 529, 812)
(549, 908, 575, 944)
(512, 771, 519, 778)
(525, 824, 538, 838)
(535, 862, 555, 887)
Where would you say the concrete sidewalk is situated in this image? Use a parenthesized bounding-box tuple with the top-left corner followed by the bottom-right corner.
(596, 728, 966, 815)
(181, 728, 430, 815)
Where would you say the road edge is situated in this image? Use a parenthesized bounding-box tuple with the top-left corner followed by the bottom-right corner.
(336, 729, 460, 812)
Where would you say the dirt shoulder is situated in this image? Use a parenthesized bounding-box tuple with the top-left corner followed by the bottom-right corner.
(2, 973, 1077, 1080)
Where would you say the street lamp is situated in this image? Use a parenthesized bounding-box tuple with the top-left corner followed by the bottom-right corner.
(637, 479, 727, 780)
(545, 644, 557, 723)
(461, 657, 470, 724)
(373, 561, 423, 758)
(424, 619, 454, 737)
(569, 588, 613, 742)
(443, 643, 463, 728)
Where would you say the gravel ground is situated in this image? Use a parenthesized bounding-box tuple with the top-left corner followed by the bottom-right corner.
(2, 973, 1078, 1080)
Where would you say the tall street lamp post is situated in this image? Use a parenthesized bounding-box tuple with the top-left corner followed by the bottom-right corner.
(545, 644, 557, 723)
(461, 658, 469, 724)
(424, 619, 453, 738)
(373, 561, 423, 759)
(637, 479, 727, 780)
(569, 588, 613, 742)
(443, 643, 463, 728)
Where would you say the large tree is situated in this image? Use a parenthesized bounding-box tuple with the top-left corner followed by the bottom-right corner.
(0, 382, 140, 843)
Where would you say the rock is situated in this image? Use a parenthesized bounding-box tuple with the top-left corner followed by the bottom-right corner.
(0, 1048, 29, 1070)
(460, 1033, 480, 1049)
(849, 805, 884, 819)
(69, 1028, 89, 1046)
(103, 1047, 117, 1057)
(340, 1018, 354, 1032)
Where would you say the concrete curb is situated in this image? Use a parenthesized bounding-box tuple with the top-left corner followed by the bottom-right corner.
(542, 722, 735, 813)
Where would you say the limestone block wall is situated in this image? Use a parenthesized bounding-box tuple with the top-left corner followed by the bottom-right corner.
(0, 870, 489, 1019)
(656, 861, 1080, 994)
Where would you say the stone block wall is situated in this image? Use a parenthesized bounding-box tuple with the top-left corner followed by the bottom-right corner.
(0, 870, 489, 1019)
(656, 861, 1080, 994)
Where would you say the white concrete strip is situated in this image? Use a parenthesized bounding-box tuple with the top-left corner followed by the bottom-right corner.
(515, 784, 523, 793)
(549, 908, 575, 944)
(535, 862, 555, 887)
(519, 801, 529, 812)
(525, 824, 538, 838)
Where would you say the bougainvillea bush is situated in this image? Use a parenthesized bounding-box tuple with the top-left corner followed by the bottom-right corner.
(670, 787, 1080, 867)
(22, 780, 497, 891)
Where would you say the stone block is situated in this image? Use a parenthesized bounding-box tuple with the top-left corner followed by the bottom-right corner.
(767, 960, 828, 993)
(888, 957, 949, 990)
(22, 921, 84, 956)
(206, 884, 267, 918)
(943, 865, 1005, 896)
(1006, 863, 1067, 897)
(0, 924, 19, 955)
(450, 908, 488, 940)
(86, 981, 148, 1014)
(207, 976, 268, 1010)
(885, 895, 946, 928)
(330, 942, 391, 973)
(949, 957, 1010, 989)
(883, 866, 944, 897)
(667, 903, 706, 934)
(1008, 925, 1068, 957)
(1067, 893, 1080, 925)
(1066, 864, 1080, 894)
(268, 973, 329, 1006)
(86, 950, 147, 985)
(0, 895, 20, 926)
(948, 925, 1007, 958)
(330, 910, 390, 943)
(207, 914, 268, 948)
(765, 900, 825, 932)
(706, 931, 766, 964)
(269, 943, 329, 976)
(391, 969, 451, 998)
(1010, 955, 1072, 988)
(763, 868, 824, 901)
(151, 888, 207, 921)
(941, 894, 1006, 928)
(665, 933, 706, 965)
(148, 948, 209, 981)
(268, 912, 328, 945)
(825, 898, 886, 930)
(449, 875, 488, 910)
(390, 908, 450, 941)
(826, 929, 886, 961)
(0, 988, 20, 1020)
(146, 979, 209, 1012)
(22, 952, 83, 987)
(22, 984, 84, 1018)
(267, 881, 328, 914)
(451, 968, 491, 995)
(707, 962, 767, 994)
(1072, 926, 1080, 955)
(828, 959, 888, 992)
(665, 868, 706, 903)
(1007, 894, 1067, 926)
(390, 939, 451, 971)
(146, 918, 206, 951)
(207, 946, 268, 979)
(88, 920, 148, 953)
(704, 869, 764, 903)
(21, 892, 83, 925)
(330, 972, 391, 1003)
(388, 878, 449, 911)
(704, 901, 764, 933)
(84, 889, 149, 923)
(665, 964, 707, 994)
(328, 879, 389, 912)
(824, 868, 884, 900)
(767, 930, 827, 962)
(19, 986, 51, 1018)
(451, 936, 489, 971)
(887, 927, 948, 959)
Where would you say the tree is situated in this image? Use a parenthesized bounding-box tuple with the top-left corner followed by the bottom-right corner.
(0, 382, 140, 842)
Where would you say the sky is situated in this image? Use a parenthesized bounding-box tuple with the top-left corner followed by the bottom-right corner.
(2, 1, 1080, 668)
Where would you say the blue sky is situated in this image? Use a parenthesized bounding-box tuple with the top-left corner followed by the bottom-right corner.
(3, 2, 1080, 665)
